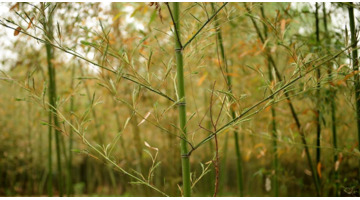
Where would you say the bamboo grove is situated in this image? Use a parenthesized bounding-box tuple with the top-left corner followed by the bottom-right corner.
(1, 2, 360, 197)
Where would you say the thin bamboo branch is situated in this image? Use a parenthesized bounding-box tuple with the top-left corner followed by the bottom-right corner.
(182, 2, 228, 49)
(165, 3, 183, 49)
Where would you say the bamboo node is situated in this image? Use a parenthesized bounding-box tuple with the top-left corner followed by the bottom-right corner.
(176, 101, 186, 106)
(181, 154, 190, 158)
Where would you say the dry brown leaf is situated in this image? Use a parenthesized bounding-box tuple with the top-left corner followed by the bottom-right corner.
(280, 19, 286, 34)
(265, 105, 271, 112)
(335, 160, 340, 171)
(304, 169, 312, 176)
(317, 162, 322, 178)
(197, 73, 207, 86)
(27, 17, 35, 29)
(138, 111, 151, 126)
(244, 150, 252, 162)
(301, 149, 305, 158)
(337, 64, 348, 72)
(14, 27, 21, 36)
(10, 3, 19, 11)
(144, 141, 158, 151)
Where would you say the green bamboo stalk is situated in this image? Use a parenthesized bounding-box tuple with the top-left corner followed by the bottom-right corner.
(66, 64, 76, 196)
(172, 2, 191, 197)
(60, 132, 69, 166)
(47, 103, 53, 196)
(314, 2, 322, 174)
(44, 3, 63, 196)
(244, 3, 320, 196)
(26, 101, 34, 195)
(219, 131, 229, 195)
(322, 3, 339, 196)
(260, 3, 279, 197)
(211, 2, 244, 196)
(348, 3, 360, 193)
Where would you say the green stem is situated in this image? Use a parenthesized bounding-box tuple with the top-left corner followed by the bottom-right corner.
(211, 2, 244, 196)
(27, 101, 34, 195)
(315, 2, 322, 172)
(44, 4, 63, 196)
(348, 3, 360, 194)
(172, 2, 191, 197)
(260, 3, 279, 197)
(182, 2, 228, 49)
(47, 107, 53, 196)
(323, 3, 339, 196)
(67, 64, 75, 196)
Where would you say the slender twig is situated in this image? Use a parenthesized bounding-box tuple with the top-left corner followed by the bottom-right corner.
(165, 3, 183, 49)
(182, 2, 228, 49)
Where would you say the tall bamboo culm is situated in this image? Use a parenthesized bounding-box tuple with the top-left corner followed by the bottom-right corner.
(260, 3, 279, 197)
(211, 2, 244, 196)
(322, 3, 339, 196)
(43, 3, 63, 196)
(348, 3, 360, 194)
(67, 64, 76, 196)
(314, 2, 322, 173)
(172, 2, 191, 197)
(47, 90, 53, 196)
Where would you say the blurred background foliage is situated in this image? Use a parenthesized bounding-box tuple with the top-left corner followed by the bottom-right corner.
(0, 2, 359, 197)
